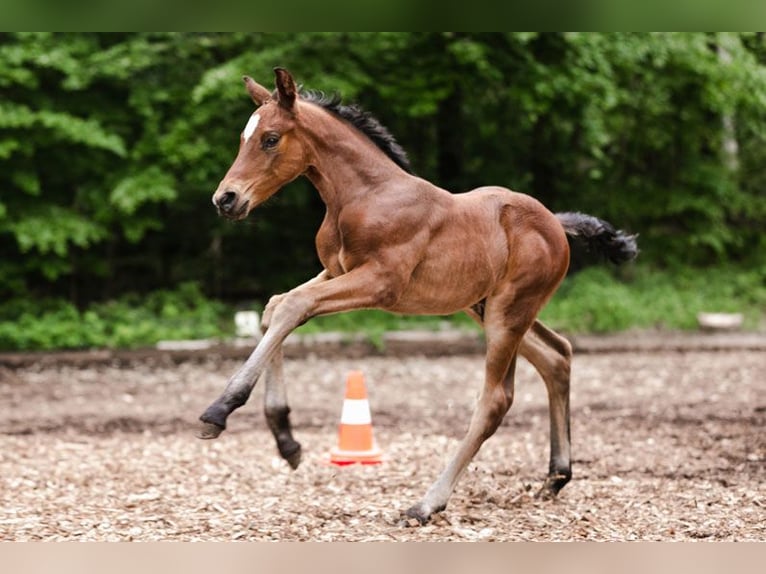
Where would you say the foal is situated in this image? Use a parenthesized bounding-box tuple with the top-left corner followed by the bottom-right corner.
(198, 68, 637, 525)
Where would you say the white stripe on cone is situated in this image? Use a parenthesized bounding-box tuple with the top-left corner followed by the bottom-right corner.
(340, 399, 372, 425)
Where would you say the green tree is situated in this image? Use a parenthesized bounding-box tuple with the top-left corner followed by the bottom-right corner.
(1, 32, 764, 317)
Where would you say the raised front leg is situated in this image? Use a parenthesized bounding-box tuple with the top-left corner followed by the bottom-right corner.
(197, 272, 328, 443)
(197, 265, 403, 440)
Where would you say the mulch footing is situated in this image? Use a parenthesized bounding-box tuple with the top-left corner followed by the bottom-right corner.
(1, 330, 764, 369)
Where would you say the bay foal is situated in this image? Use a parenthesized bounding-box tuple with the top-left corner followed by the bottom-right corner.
(198, 68, 637, 525)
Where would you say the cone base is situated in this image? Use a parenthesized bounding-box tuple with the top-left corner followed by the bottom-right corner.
(329, 446, 383, 466)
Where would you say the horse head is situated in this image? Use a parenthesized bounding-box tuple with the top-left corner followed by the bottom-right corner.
(212, 68, 308, 220)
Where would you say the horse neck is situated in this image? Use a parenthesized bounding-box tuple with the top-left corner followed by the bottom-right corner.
(300, 106, 409, 208)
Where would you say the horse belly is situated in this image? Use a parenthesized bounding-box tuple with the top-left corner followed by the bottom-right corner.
(390, 242, 499, 315)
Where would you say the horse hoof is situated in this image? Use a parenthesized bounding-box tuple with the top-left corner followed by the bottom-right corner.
(277, 439, 302, 470)
(285, 448, 302, 470)
(535, 473, 570, 500)
(534, 485, 557, 501)
(196, 421, 224, 440)
(283, 443, 302, 470)
(398, 516, 426, 528)
(399, 504, 432, 527)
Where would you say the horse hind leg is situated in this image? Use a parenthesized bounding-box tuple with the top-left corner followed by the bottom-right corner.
(518, 319, 572, 498)
(464, 310, 572, 499)
(403, 305, 523, 525)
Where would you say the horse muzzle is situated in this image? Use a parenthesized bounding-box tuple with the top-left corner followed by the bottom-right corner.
(213, 189, 250, 220)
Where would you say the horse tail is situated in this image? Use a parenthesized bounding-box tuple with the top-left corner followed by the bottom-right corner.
(555, 212, 638, 265)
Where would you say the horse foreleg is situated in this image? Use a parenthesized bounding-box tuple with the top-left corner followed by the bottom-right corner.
(196, 293, 295, 439)
(196, 322, 287, 438)
(262, 346, 302, 469)
(197, 337, 302, 468)
(519, 320, 572, 499)
(258, 292, 302, 468)
(197, 267, 398, 441)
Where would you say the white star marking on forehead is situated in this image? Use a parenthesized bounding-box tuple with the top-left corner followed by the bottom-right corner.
(243, 113, 260, 143)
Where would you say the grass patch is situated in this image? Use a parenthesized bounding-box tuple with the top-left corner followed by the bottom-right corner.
(540, 264, 766, 333)
(0, 265, 762, 351)
(295, 264, 766, 336)
(0, 282, 232, 351)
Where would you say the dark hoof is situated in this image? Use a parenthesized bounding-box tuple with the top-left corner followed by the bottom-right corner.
(279, 440, 302, 470)
(535, 484, 557, 501)
(535, 472, 570, 500)
(399, 516, 426, 528)
(196, 421, 225, 440)
(399, 503, 442, 527)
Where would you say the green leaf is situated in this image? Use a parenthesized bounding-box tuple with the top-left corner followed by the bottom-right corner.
(36, 110, 126, 156)
(110, 167, 177, 215)
(10, 206, 107, 257)
(0, 102, 126, 156)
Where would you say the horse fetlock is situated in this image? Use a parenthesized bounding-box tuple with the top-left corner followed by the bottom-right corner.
(265, 405, 292, 432)
(265, 406, 302, 469)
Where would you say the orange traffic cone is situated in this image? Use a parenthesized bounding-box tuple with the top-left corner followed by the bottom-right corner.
(329, 371, 382, 465)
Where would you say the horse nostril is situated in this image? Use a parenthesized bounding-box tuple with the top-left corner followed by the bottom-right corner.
(217, 190, 238, 211)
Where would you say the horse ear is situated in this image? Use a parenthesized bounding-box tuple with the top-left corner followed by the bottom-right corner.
(274, 67, 297, 111)
(243, 76, 271, 106)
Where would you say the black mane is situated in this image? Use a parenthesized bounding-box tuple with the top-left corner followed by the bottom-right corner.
(301, 90, 413, 174)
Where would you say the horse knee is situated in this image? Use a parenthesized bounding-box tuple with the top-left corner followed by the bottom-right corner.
(261, 293, 286, 333)
(266, 291, 314, 330)
(264, 404, 291, 434)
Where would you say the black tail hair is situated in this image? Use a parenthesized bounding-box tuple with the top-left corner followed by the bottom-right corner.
(556, 212, 638, 265)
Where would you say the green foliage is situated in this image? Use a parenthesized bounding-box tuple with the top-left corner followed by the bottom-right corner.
(0, 265, 762, 351)
(540, 265, 766, 333)
(0, 33, 764, 349)
(11, 206, 107, 257)
(291, 265, 765, 338)
(0, 282, 232, 350)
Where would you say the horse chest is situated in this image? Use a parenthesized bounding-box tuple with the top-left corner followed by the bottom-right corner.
(315, 219, 346, 276)
(315, 211, 396, 276)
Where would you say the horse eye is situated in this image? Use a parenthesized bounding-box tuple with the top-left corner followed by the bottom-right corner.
(262, 133, 280, 150)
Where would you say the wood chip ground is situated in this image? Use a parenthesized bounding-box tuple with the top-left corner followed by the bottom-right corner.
(1, 349, 763, 541)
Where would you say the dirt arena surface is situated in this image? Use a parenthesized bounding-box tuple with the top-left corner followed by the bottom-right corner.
(1, 343, 763, 541)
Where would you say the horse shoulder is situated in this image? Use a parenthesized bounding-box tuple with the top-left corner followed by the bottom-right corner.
(315, 210, 344, 277)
